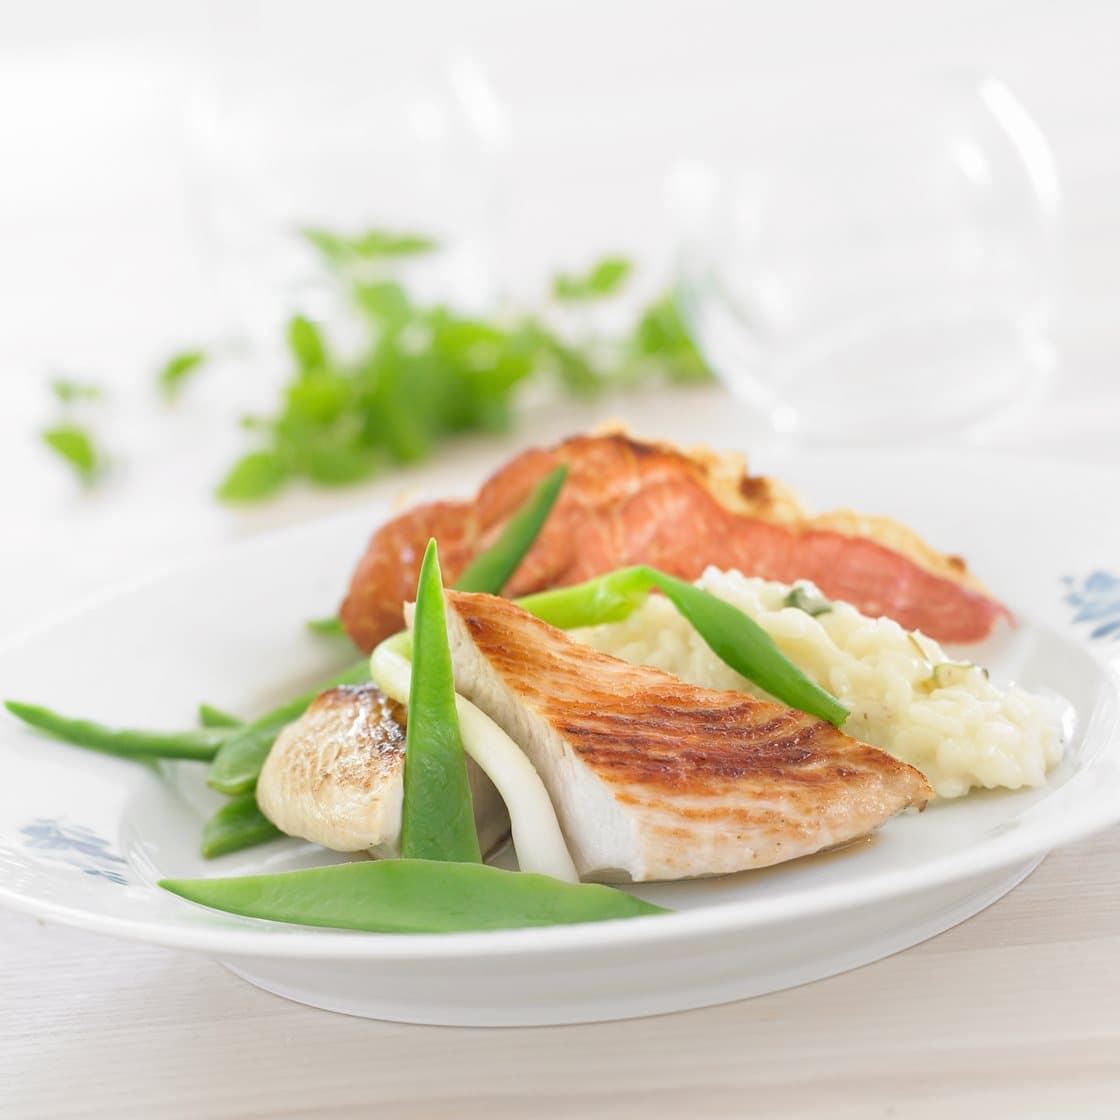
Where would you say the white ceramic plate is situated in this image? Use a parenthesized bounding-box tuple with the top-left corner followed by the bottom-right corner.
(2, 449, 1119, 1026)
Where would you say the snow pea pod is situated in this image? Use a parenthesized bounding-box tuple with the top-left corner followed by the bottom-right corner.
(305, 615, 349, 639)
(197, 703, 243, 729)
(204, 466, 568, 795)
(518, 565, 849, 727)
(642, 568, 849, 727)
(453, 464, 568, 594)
(515, 566, 654, 629)
(400, 539, 481, 863)
(200, 793, 282, 859)
(196, 710, 285, 858)
(206, 658, 371, 795)
(3, 700, 229, 761)
(160, 858, 665, 932)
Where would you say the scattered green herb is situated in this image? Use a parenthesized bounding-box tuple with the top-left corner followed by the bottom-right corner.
(212, 233, 711, 503)
(157, 349, 208, 400)
(628, 293, 712, 383)
(552, 255, 632, 301)
(217, 450, 291, 503)
(35, 234, 712, 502)
(930, 663, 981, 689)
(286, 315, 326, 373)
(50, 378, 103, 404)
(301, 227, 438, 264)
(160, 858, 665, 933)
(41, 424, 104, 486)
(783, 585, 834, 617)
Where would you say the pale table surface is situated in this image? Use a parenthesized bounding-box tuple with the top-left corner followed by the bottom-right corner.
(5, 829, 1119, 1119)
(4, 3, 1120, 1116)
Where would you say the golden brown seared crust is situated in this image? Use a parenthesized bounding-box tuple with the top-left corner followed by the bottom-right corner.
(340, 429, 1007, 653)
(446, 590, 931, 879)
(257, 684, 512, 858)
(272, 684, 406, 798)
(256, 684, 407, 853)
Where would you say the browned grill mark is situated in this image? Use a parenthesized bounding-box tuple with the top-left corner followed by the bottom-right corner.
(447, 590, 933, 811)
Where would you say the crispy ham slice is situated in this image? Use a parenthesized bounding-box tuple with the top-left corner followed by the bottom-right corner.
(256, 683, 509, 858)
(340, 432, 1011, 653)
(443, 590, 932, 883)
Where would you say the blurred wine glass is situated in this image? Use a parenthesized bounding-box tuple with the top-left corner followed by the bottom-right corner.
(186, 53, 510, 365)
(673, 71, 1062, 444)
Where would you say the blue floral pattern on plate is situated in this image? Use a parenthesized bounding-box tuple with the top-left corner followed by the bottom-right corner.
(20, 818, 129, 885)
(1062, 571, 1120, 642)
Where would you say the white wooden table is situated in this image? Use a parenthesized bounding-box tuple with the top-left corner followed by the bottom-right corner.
(5, 828, 1119, 1118)
(3, 3, 1120, 1116)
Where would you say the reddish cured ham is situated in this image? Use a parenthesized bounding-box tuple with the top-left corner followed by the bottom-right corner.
(340, 432, 1011, 652)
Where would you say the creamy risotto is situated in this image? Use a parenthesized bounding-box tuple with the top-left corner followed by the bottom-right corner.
(572, 568, 1064, 798)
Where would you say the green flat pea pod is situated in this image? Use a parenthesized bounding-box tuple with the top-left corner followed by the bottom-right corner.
(518, 565, 849, 727)
(401, 540, 481, 863)
(305, 615, 348, 639)
(200, 793, 283, 859)
(300, 464, 566, 649)
(516, 566, 654, 629)
(206, 658, 371, 795)
(4, 700, 229, 762)
(207, 465, 566, 798)
(453, 464, 568, 594)
(197, 703, 244, 729)
(196, 711, 286, 859)
(644, 569, 848, 727)
(160, 859, 666, 932)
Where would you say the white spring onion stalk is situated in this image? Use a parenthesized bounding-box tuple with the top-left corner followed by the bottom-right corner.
(370, 633, 579, 883)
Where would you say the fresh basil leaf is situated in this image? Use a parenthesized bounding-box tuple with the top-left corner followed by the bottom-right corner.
(41, 424, 103, 485)
(217, 450, 290, 502)
(630, 294, 712, 382)
(302, 226, 437, 263)
(553, 256, 632, 301)
(217, 230, 709, 504)
(300, 227, 351, 262)
(50, 378, 103, 404)
(287, 316, 326, 373)
(353, 280, 412, 326)
(303, 442, 377, 486)
(352, 230, 438, 258)
(157, 350, 208, 400)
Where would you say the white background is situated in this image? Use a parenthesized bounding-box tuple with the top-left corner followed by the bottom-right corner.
(3, 0, 1120, 642)
(2, 3, 1120, 1116)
